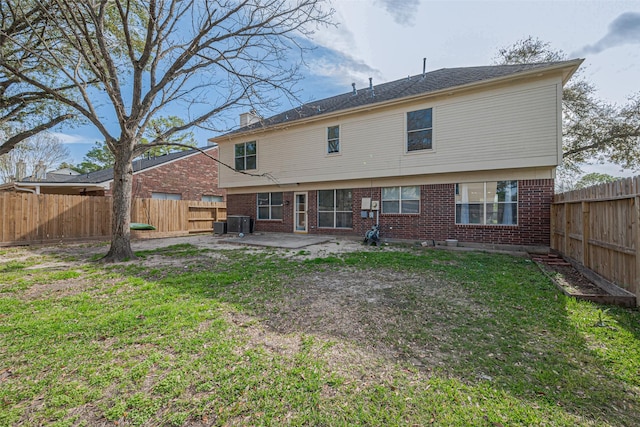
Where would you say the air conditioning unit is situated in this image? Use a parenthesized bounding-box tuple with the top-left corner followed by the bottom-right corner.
(213, 222, 227, 235)
(227, 215, 251, 233)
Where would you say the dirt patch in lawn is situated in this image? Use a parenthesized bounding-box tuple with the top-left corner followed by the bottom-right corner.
(20, 235, 486, 369)
(22, 276, 90, 300)
(7, 236, 602, 370)
(229, 265, 490, 369)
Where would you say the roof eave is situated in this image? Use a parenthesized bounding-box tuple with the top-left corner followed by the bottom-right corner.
(80, 145, 219, 186)
(11, 182, 110, 190)
(210, 59, 584, 143)
(560, 58, 584, 85)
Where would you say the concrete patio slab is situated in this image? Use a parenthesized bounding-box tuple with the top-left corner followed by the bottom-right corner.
(218, 232, 333, 249)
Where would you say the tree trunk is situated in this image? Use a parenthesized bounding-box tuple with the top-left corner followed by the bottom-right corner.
(102, 143, 136, 262)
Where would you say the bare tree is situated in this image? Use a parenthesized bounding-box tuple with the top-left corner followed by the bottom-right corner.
(495, 36, 640, 172)
(0, 1, 75, 155)
(495, 37, 565, 65)
(0, 0, 333, 261)
(0, 131, 70, 183)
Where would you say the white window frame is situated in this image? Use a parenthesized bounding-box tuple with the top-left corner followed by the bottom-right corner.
(381, 186, 421, 214)
(455, 181, 518, 225)
(406, 108, 433, 152)
(257, 192, 283, 220)
(327, 125, 340, 154)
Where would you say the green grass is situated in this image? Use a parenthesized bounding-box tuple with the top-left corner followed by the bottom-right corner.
(0, 243, 638, 426)
(134, 243, 213, 259)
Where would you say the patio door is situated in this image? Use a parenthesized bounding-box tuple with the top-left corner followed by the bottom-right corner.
(294, 192, 308, 233)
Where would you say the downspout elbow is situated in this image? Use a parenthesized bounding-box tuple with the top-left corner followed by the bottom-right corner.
(14, 184, 37, 194)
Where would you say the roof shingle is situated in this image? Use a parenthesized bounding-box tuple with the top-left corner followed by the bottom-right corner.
(224, 60, 579, 136)
(21, 147, 214, 185)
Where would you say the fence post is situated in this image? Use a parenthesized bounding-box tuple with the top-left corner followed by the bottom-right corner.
(635, 196, 640, 306)
(550, 202, 556, 251)
(582, 201, 590, 268)
(563, 201, 570, 256)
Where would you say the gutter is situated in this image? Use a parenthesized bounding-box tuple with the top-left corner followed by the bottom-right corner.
(7, 182, 109, 194)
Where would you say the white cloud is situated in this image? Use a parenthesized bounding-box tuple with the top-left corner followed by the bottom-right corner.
(50, 132, 95, 145)
(305, 0, 414, 87)
(312, 6, 360, 57)
(307, 51, 382, 86)
(306, 5, 382, 86)
(306, 0, 422, 86)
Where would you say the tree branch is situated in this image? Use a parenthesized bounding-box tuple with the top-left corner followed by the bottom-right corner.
(135, 141, 280, 183)
(0, 113, 73, 155)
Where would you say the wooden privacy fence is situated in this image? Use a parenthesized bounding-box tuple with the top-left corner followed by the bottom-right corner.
(0, 193, 226, 246)
(552, 177, 640, 304)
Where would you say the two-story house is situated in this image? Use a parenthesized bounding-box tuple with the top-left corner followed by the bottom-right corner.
(210, 60, 582, 246)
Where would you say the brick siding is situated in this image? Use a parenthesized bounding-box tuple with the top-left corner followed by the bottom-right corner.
(227, 179, 553, 246)
(105, 148, 225, 201)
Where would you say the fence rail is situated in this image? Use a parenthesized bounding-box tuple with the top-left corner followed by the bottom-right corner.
(0, 193, 226, 246)
(552, 177, 640, 305)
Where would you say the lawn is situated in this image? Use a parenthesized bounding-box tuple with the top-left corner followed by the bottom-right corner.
(0, 240, 639, 426)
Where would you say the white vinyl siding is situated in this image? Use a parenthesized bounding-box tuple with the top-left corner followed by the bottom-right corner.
(436, 86, 557, 164)
(217, 77, 561, 188)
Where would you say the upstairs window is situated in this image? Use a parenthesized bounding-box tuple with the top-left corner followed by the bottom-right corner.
(257, 192, 283, 220)
(235, 141, 256, 171)
(407, 108, 432, 152)
(382, 186, 420, 214)
(455, 181, 518, 225)
(327, 125, 340, 154)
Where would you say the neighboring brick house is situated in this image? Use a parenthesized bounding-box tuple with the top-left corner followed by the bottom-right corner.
(211, 60, 583, 246)
(0, 146, 225, 202)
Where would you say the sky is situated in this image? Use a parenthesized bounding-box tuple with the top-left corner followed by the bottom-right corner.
(55, 0, 640, 177)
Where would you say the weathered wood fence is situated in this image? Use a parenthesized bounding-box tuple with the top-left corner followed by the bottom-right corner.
(0, 193, 226, 246)
(552, 177, 640, 304)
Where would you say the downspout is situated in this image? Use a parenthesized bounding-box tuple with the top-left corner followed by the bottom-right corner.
(13, 184, 37, 194)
